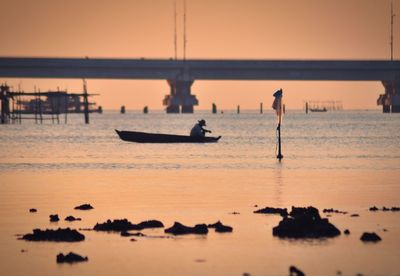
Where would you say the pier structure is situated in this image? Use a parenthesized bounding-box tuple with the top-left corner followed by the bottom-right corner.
(0, 83, 100, 124)
(0, 58, 399, 113)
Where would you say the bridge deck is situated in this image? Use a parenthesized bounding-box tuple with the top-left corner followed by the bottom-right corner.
(0, 57, 399, 81)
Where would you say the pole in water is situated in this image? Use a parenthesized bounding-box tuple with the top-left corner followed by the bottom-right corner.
(272, 89, 283, 161)
(82, 79, 89, 124)
(277, 122, 283, 160)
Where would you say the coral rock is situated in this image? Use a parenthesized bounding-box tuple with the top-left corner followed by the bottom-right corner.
(56, 252, 88, 263)
(207, 221, 233, 233)
(165, 222, 208, 235)
(254, 207, 288, 216)
(272, 206, 341, 238)
(50, 214, 60, 222)
(22, 228, 85, 242)
(360, 232, 381, 242)
(74, 204, 94, 210)
(65, 216, 82, 222)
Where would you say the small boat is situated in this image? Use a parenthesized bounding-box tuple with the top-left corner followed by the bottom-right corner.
(309, 107, 327, 112)
(115, 130, 221, 143)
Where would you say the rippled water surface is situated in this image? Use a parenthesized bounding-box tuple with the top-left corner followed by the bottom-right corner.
(0, 110, 399, 276)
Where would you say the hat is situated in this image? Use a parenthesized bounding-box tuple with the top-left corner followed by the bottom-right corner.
(198, 119, 206, 126)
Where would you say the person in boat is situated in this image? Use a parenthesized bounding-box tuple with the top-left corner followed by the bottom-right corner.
(190, 119, 211, 137)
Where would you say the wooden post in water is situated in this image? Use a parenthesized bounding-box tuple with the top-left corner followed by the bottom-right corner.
(260, 102, 263, 114)
(212, 103, 217, 114)
(237, 105, 240, 114)
(83, 79, 89, 124)
(277, 98, 283, 161)
(38, 90, 43, 124)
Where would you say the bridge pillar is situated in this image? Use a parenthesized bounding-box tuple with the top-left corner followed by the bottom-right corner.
(0, 84, 11, 124)
(378, 80, 400, 113)
(163, 79, 198, 113)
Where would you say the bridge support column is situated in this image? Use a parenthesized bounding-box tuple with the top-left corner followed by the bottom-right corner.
(378, 80, 400, 113)
(163, 79, 198, 113)
(0, 84, 11, 124)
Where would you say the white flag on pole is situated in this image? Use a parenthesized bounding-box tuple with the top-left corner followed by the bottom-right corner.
(272, 89, 283, 116)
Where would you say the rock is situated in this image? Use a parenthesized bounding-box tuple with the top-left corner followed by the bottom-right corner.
(93, 219, 163, 232)
(130, 238, 137, 242)
(21, 228, 85, 242)
(165, 222, 208, 235)
(74, 204, 94, 210)
(289, 265, 305, 276)
(369, 206, 400, 212)
(360, 232, 381, 242)
(134, 220, 164, 230)
(254, 207, 288, 216)
(229, 211, 240, 215)
(65, 216, 81, 222)
(350, 214, 360, 217)
(344, 229, 350, 235)
(120, 231, 146, 237)
(50, 214, 60, 222)
(93, 219, 135, 231)
(272, 206, 341, 238)
(207, 221, 233, 233)
(323, 208, 347, 214)
(29, 208, 37, 213)
(56, 252, 88, 263)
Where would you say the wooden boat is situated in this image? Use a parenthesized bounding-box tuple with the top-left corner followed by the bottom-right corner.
(115, 130, 221, 143)
(309, 107, 327, 112)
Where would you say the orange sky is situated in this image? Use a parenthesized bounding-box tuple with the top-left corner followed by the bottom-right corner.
(0, 0, 399, 110)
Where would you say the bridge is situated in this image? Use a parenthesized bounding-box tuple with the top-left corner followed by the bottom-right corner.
(0, 57, 399, 113)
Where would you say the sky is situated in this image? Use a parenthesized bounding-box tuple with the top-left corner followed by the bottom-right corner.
(0, 0, 399, 110)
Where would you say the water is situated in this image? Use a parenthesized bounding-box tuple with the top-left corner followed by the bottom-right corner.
(0, 110, 399, 275)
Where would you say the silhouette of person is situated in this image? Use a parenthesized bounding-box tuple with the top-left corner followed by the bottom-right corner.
(190, 119, 211, 137)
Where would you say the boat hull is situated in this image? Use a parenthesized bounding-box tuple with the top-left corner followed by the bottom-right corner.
(115, 130, 221, 143)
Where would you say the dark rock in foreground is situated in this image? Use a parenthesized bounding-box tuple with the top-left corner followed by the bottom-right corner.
(93, 219, 163, 232)
(369, 206, 379, 211)
(50, 214, 60, 222)
(165, 222, 208, 235)
(360, 232, 381, 242)
(207, 221, 233, 233)
(29, 208, 37, 213)
(56, 252, 88, 263)
(272, 206, 341, 239)
(74, 204, 94, 210)
(350, 214, 360, 217)
(21, 228, 85, 242)
(254, 207, 288, 216)
(344, 229, 350, 235)
(65, 216, 82, 222)
(289, 265, 305, 276)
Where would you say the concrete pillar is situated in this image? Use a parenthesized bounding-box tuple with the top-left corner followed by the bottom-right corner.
(0, 84, 11, 124)
(380, 80, 400, 113)
(163, 79, 198, 113)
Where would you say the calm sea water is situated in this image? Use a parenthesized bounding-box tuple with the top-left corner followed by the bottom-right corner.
(0, 110, 399, 276)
